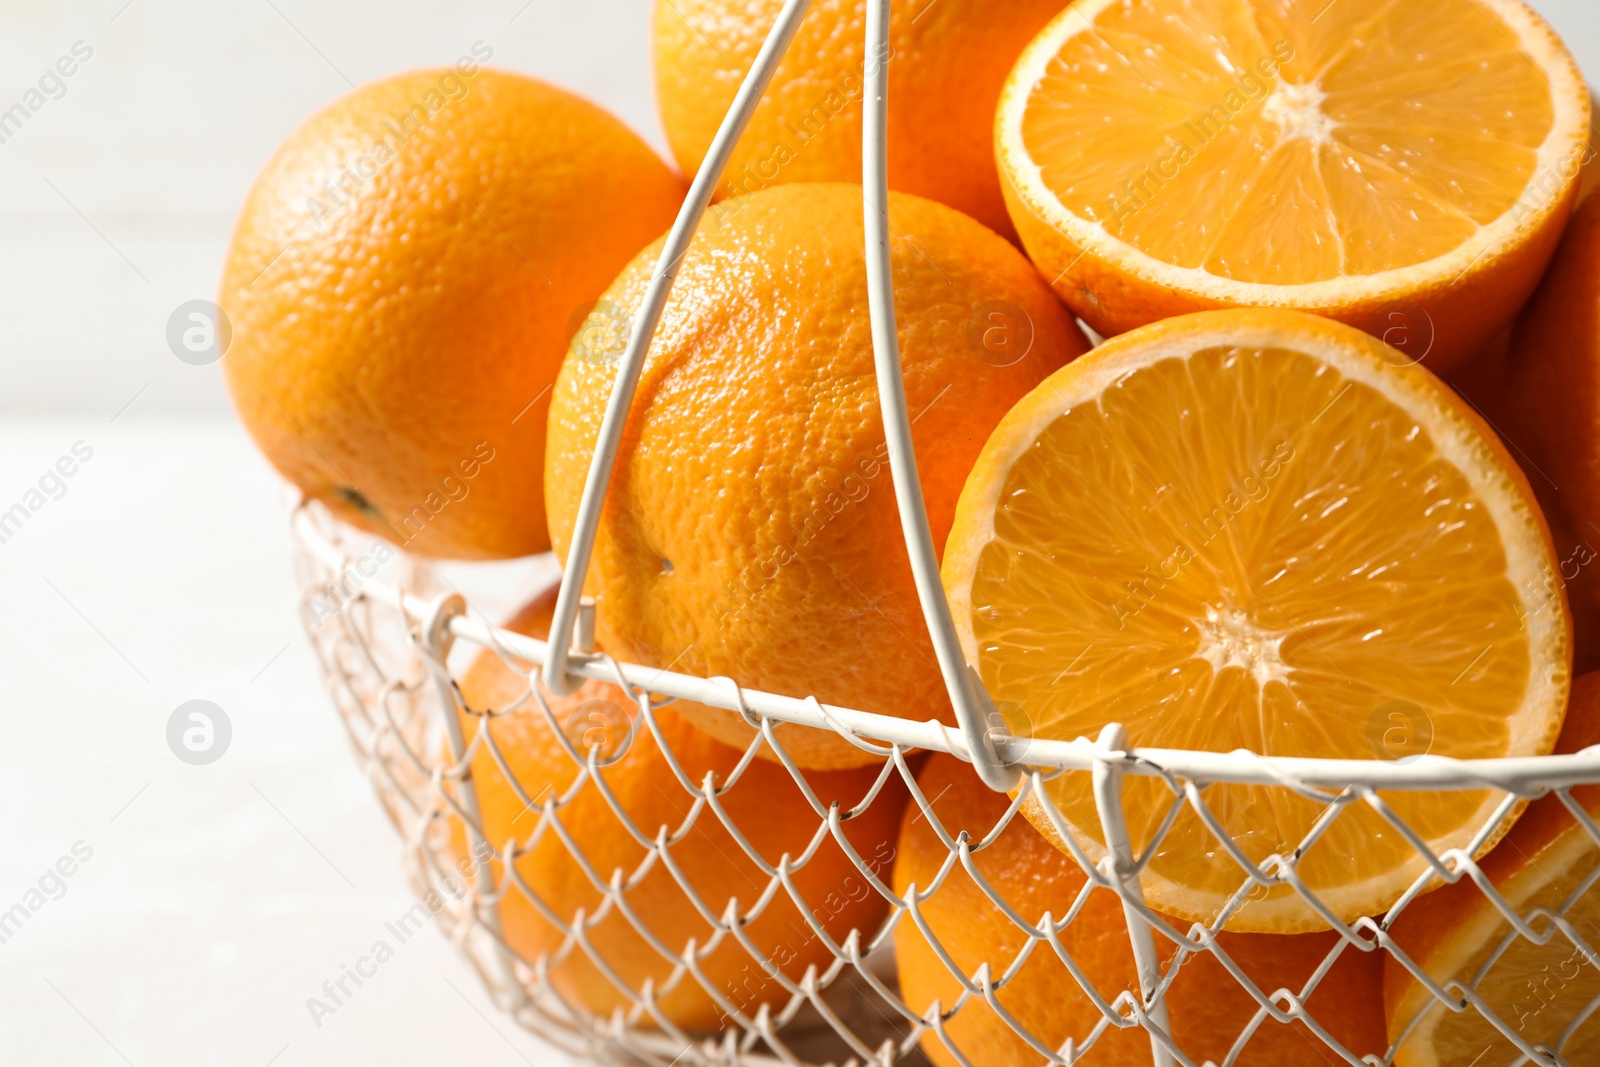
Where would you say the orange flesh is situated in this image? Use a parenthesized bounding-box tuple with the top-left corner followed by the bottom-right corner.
(969, 344, 1537, 920)
(1020, 0, 1555, 283)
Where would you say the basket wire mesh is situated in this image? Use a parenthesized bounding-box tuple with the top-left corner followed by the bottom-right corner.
(287, 1, 1600, 1064)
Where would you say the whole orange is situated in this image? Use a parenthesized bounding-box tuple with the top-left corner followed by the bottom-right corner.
(653, 0, 1064, 238)
(543, 183, 1089, 768)
(893, 754, 1387, 1066)
(459, 584, 905, 1029)
(1448, 328, 1600, 676)
(1509, 193, 1600, 577)
(221, 66, 684, 558)
(1502, 192, 1600, 675)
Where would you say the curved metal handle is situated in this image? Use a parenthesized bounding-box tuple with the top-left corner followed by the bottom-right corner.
(543, 0, 816, 695)
(860, 0, 1018, 792)
(1092, 723, 1176, 1066)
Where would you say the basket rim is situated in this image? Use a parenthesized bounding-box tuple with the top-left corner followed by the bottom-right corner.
(293, 502, 1600, 796)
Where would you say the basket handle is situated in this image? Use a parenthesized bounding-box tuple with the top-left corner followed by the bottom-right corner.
(860, 0, 1018, 792)
(543, 0, 817, 695)
(546, 0, 1020, 794)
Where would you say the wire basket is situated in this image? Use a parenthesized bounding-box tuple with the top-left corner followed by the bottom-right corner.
(287, 1, 1600, 1064)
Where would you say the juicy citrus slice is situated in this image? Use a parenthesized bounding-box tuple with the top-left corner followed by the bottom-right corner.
(1386, 673, 1600, 1066)
(996, 0, 1591, 373)
(941, 308, 1570, 932)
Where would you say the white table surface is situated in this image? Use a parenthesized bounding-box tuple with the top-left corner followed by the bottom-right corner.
(2, 0, 1599, 1064)
(0, 417, 572, 1066)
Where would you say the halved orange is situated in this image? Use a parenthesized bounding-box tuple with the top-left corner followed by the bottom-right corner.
(941, 308, 1570, 932)
(996, 0, 1591, 373)
(1386, 672, 1600, 1066)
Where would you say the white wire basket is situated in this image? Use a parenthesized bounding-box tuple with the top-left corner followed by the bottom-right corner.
(286, 1, 1600, 1064)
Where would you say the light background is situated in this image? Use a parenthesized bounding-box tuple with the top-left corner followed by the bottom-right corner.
(0, 1, 1596, 1064)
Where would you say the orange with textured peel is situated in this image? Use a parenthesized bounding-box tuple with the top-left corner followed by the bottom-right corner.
(996, 0, 1591, 372)
(544, 183, 1089, 768)
(458, 584, 904, 1029)
(941, 308, 1570, 932)
(894, 754, 1386, 1066)
(1509, 191, 1600, 593)
(223, 67, 684, 558)
(654, 0, 1064, 237)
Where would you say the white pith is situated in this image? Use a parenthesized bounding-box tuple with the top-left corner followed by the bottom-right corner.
(1262, 80, 1335, 147)
(1196, 605, 1292, 688)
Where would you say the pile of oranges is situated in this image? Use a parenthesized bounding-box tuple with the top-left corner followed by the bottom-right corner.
(224, 0, 1600, 1063)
